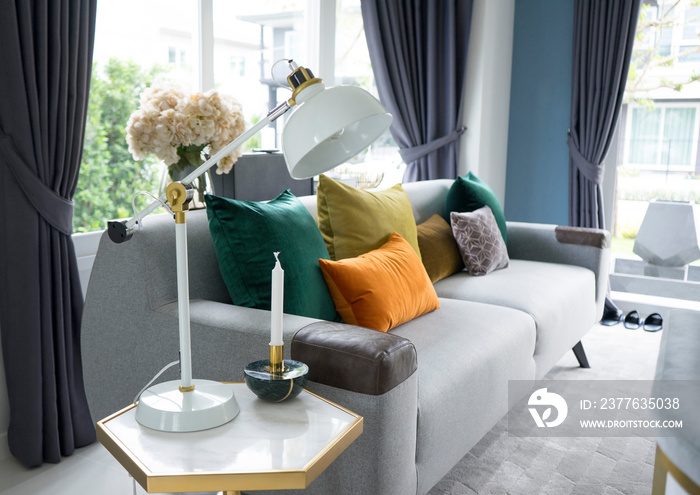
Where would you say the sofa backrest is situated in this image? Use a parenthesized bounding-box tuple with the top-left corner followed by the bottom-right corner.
(87, 178, 455, 311)
(296, 178, 453, 224)
(402, 179, 452, 224)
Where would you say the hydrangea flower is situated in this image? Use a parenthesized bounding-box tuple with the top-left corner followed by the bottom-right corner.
(126, 87, 245, 175)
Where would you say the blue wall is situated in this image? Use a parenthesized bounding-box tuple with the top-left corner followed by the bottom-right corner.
(504, 0, 574, 225)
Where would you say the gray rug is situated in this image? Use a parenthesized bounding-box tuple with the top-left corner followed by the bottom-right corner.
(427, 322, 664, 495)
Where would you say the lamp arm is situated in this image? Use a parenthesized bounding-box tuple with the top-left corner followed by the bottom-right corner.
(108, 101, 293, 243)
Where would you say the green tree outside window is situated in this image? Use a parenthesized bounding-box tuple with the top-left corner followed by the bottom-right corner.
(73, 59, 165, 232)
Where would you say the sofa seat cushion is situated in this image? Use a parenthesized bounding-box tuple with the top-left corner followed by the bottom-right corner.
(433, 259, 597, 378)
(390, 298, 536, 494)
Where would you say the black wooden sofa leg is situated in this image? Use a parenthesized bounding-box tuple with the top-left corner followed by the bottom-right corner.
(572, 341, 590, 368)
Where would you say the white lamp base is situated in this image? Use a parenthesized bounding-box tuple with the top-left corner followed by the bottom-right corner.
(136, 379, 240, 432)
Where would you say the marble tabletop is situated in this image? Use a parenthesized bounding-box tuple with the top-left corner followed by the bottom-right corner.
(97, 383, 363, 494)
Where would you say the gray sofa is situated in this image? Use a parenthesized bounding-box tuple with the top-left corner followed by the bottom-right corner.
(81, 178, 610, 495)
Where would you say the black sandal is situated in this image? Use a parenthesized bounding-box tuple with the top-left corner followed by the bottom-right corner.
(600, 308, 623, 326)
(643, 313, 663, 332)
(624, 310, 641, 330)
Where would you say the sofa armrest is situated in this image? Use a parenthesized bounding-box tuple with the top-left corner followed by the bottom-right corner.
(292, 322, 417, 396)
(506, 221, 611, 317)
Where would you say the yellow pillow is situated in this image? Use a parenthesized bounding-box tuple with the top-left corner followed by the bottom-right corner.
(316, 175, 420, 261)
(417, 214, 464, 283)
(318, 232, 440, 332)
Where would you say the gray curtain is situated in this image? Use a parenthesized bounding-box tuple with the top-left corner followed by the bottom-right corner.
(0, 0, 97, 467)
(568, 0, 640, 317)
(568, 0, 640, 228)
(361, 0, 472, 182)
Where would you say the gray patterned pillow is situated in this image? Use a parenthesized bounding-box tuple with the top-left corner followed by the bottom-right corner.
(450, 207, 509, 276)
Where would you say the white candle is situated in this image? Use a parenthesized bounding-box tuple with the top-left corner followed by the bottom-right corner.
(270, 252, 284, 346)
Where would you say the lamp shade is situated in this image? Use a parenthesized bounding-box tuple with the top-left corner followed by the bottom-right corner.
(282, 84, 392, 179)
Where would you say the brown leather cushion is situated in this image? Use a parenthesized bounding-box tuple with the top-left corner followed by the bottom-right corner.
(291, 321, 417, 395)
(554, 225, 610, 249)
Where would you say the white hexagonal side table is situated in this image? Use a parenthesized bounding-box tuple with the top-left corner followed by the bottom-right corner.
(633, 200, 700, 268)
(97, 383, 363, 494)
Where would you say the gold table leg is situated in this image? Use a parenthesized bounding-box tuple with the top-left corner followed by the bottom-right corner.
(653, 443, 700, 495)
(223, 491, 241, 495)
(652, 445, 668, 495)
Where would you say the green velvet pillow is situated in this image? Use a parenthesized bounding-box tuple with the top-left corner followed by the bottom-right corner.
(445, 172, 507, 243)
(205, 190, 338, 321)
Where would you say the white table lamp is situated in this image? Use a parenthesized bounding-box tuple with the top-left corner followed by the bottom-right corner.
(108, 60, 392, 432)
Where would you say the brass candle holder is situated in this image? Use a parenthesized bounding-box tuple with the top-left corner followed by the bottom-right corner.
(244, 343, 309, 403)
(266, 344, 286, 374)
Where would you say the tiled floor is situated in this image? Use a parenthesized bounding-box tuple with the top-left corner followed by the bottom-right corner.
(0, 442, 143, 494)
(0, 441, 222, 495)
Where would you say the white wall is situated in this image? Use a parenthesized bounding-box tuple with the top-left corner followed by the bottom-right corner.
(460, 0, 515, 206)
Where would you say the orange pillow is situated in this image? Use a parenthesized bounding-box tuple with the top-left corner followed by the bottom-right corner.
(318, 232, 440, 332)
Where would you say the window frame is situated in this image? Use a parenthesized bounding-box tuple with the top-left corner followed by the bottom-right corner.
(197, 0, 336, 92)
(76, 0, 403, 235)
(72, 0, 342, 282)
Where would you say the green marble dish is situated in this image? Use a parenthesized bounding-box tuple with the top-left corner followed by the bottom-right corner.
(244, 359, 309, 402)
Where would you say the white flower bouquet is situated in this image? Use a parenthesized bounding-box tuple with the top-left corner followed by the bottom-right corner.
(126, 87, 245, 176)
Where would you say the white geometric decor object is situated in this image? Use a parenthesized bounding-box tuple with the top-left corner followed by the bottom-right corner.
(633, 200, 700, 267)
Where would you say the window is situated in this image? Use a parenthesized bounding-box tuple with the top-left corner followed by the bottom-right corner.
(74, 0, 196, 232)
(75, 0, 400, 232)
(629, 107, 661, 165)
(230, 56, 246, 77)
(658, 21, 673, 58)
(333, 0, 402, 188)
(212, 1, 307, 151)
(625, 104, 699, 171)
(637, 1, 700, 62)
(168, 47, 188, 67)
(680, 4, 700, 62)
(638, 2, 673, 57)
(682, 4, 700, 41)
(611, 1, 700, 258)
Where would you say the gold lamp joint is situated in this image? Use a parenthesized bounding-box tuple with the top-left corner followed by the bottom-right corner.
(287, 66, 323, 107)
(166, 182, 193, 224)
